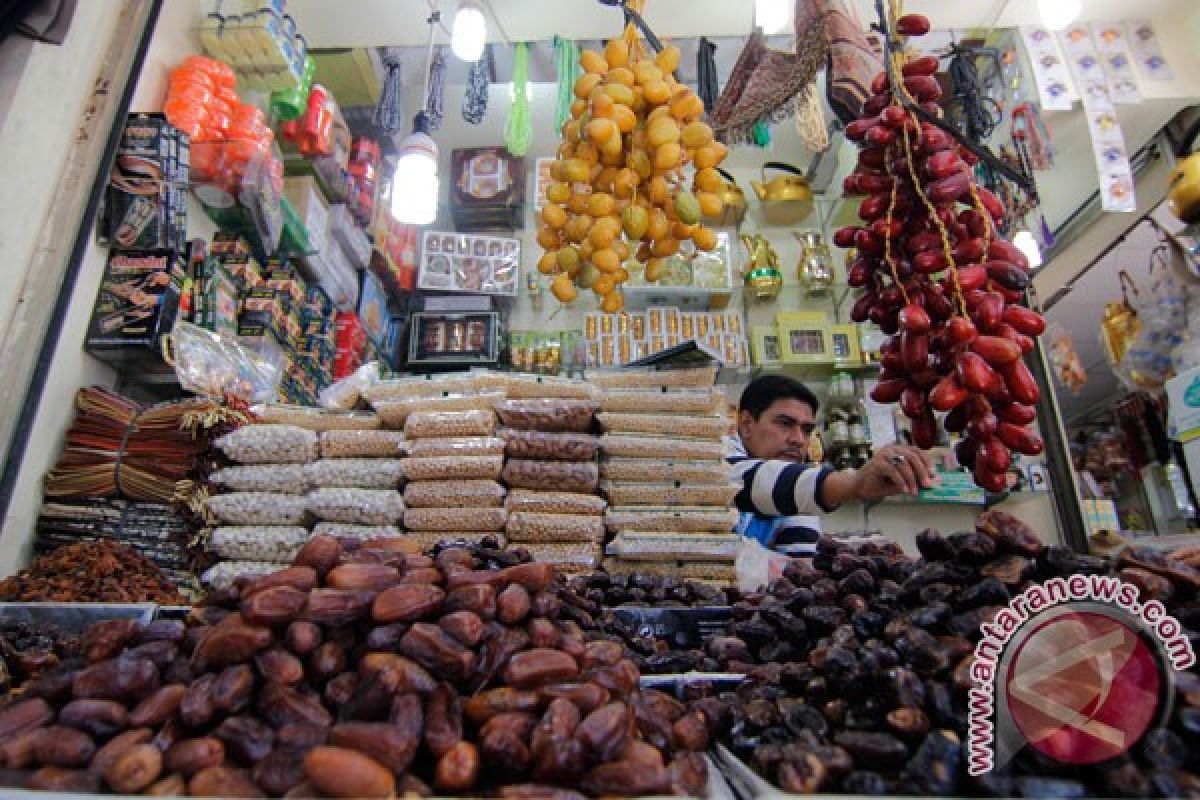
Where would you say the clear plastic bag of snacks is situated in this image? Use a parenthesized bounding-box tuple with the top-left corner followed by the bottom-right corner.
(312, 523, 403, 542)
(600, 388, 726, 414)
(405, 409, 496, 438)
(506, 512, 605, 543)
(403, 455, 505, 482)
(596, 413, 729, 440)
(516, 542, 602, 571)
(376, 392, 505, 428)
(404, 480, 507, 509)
(404, 507, 507, 532)
(319, 430, 406, 458)
(494, 399, 598, 433)
(405, 437, 505, 458)
(206, 492, 310, 525)
(500, 429, 599, 462)
(604, 508, 739, 533)
(609, 532, 740, 561)
(201, 560, 281, 589)
(406, 532, 507, 550)
(209, 464, 311, 494)
(216, 425, 318, 464)
(318, 362, 380, 411)
(602, 482, 740, 507)
(600, 459, 732, 485)
(503, 374, 598, 400)
(505, 490, 606, 516)
(306, 459, 405, 489)
(363, 373, 484, 404)
(601, 557, 737, 582)
(209, 526, 311, 563)
(307, 488, 405, 525)
(599, 434, 727, 461)
(502, 459, 599, 493)
(252, 405, 382, 431)
(585, 365, 718, 390)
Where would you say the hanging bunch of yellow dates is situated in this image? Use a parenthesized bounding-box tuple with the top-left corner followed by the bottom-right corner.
(538, 13, 728, 312)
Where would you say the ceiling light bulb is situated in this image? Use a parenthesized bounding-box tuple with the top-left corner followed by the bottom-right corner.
(1013, 229, 1044, 269)
(392, 129, 439, 225)
(754, 0, 790, 34)
(1037, 0, 1081, 31)
(451, 2, 487, 62)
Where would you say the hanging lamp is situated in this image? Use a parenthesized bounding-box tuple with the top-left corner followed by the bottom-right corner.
(391, 9, 442, 225)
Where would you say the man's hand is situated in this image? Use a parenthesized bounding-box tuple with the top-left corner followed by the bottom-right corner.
(852, 444, 937, 500)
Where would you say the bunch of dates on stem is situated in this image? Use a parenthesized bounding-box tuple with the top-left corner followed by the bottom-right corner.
(835, 12, 1047, 492)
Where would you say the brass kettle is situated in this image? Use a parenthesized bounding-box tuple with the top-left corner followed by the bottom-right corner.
(703, 168, 748, 228)
(740, 233, 784, 302)
(751, 162, 814, 225)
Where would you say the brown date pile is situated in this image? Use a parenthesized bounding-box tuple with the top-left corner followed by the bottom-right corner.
(835, 12, 1047, 491)
(0, 621, 82, 693)
(693, 511, 1200, 797)
(0, 535, 710, 798)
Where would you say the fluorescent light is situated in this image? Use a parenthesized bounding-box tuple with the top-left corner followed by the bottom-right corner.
(451, 1, 487, 62)
(392, 128, 439, 225)
(1037, 0, 1080, 31)
(754, 0, 790, 34)
(1013, 229, 1044, 269)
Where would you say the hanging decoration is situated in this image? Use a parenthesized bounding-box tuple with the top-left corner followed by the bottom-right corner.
(795, 83, 830, 152)
(697, 37, 719, 113)
(425, 45, 447, 132)
(1018, 26, 1074, 112)
(822, 0, 884, 125)
(1125, 19, 1174, 82)
(505, 42, 532, 157)
(373, 51, 405, 136)
(554, 37, 581, 132)
(1047, 322, 1087, 393)
(462, 44, 491, 125)
(1090, 22, 1142, 105)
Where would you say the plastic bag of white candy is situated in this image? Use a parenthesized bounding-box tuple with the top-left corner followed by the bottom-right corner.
(215, 424, 318, 464)
(306, 459, 405, 489)
(201, 560, 282, 590)
(206, 492, 310, 526)
(209, 464, 311, 494)
(208, 526, 311, 562)
(308, 488, 405, 525)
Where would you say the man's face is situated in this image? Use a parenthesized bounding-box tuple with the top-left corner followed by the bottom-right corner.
(738, 398, 816, 461)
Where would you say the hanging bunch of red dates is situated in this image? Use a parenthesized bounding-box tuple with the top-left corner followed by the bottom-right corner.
(834, 13, 1046, 492)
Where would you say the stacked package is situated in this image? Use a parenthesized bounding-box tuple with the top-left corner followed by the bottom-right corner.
(365, 373, 508, 551)
(593, 365, 741, 584)
(497, 375, 606, 573)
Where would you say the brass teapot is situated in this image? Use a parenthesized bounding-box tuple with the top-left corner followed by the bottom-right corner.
(703, 168, 748, 228)
(794, 230, 835, 294)
(741, 233, 784, 302)
(751, 162, 814, 225)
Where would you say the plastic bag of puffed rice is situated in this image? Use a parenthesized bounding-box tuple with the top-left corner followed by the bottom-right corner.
(206, 492, 310, 525)
(307, 488, 405, 525)
(306, 459, 405, 489)
(215, 425, 318, 464)
(208, 526, 311, 562)
(201, 560, 281, 589)
(209, 464, 311, 494)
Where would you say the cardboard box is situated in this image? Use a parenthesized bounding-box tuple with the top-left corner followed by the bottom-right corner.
(284, 175, 330, 256)
(449, 147, 526, 231)
(85, 250, 185, 369)
(105, 114, 189, 252)
(1167, 366, 1200, 442)
(358, 269, 390, 347)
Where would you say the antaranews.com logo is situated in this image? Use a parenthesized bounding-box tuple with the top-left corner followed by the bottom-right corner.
(967, 573, 1196, 775)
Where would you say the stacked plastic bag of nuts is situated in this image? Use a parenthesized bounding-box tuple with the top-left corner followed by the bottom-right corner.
(591, 366, 741, 584)
(497, 375, 606, 574)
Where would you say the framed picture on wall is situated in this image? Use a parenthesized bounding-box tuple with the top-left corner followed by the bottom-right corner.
(751, 325, 782, 366)
(830, 324, 864, 367)
(776, 311, 832, 364)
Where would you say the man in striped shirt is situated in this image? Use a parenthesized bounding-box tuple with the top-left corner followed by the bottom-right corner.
(728, 375, 936, 556)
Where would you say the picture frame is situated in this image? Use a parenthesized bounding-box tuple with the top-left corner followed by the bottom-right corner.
(830, 323, 864, 367)
(776, 311, 833, 364)
(751, 325, 782, 366)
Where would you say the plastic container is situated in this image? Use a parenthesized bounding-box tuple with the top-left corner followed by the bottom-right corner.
(375, 391, 505, 428)
(209, 526, 311, 562)
(501, 459, 599, 493)
(494, 399, 598, 433)
(503, 374, 598, 400)
(216, 424, 318, 464)
(609, 532, 740, 561)
(210, 464, 311, 494)
(600, 388, 726, 414)
(404, 480, 507, 509)
(599, 434, 727, 461)
(405, 409, 496, 438)
(506, 512, 605, 543)
(600, 459, 732, 485)
(602, 482, 740, 507)
(404, 507, 507, 533)
(405, 437, 506, 458)
(505, 490, 607, 516)
(597, 413, 729, 440)
(319, 430, 406, 458)
(604, 508, 739, 533)
(252, 405, 381, 431)
(306, 459, 405, 489)
(501, 429, 599, 462)
(307, 488, 405, 525)
(206, 492, 310, 525)
(402, 455, 505, 482)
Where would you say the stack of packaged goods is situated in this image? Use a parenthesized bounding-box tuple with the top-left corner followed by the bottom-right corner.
(593, 366, 741, 584)
(365, 373, 508, 551)
(497, 375, 605, 574)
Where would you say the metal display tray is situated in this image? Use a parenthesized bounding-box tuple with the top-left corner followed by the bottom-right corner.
(610, 605, 734, 649)
(0, 602, 156, 632)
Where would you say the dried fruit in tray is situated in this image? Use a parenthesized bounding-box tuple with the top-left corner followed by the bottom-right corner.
(600, 459, 731, 484)
(209, 464, 311, 494)
(502, 374, 598, 400)
(209, 527, 311, 563)
(403, 507, 508, 533)
(215, 425, 318, 464)
(375, 392, 505, 429)
(505, 489, 606, 516)
(319, 430, 406, 458)
(494, 399, 598, 433)
(500, 429, 600, 462)
(608, 532, 740, 561)
(403, 455, 505, 482)
(586, 365, 718, 389)
(307, 488, 405, 525)
(405, 437, 506, 458)
(311, 523, 404, 542)
(599, 434, 727, 461)
(362, 373, 486, 404)
(597, 412, 729, 440)
(605, 508, 739, 533)
(600, 388, 726, 414)
(404, 410, 497, 439)
(200, 560, 281, 589)
(501, 459, 599, 493)
(506, 512, 605, 544)
(306, 459, 404, 489)
(206, 492, 310, 526)
(602, 482, 740, 508)
(404, 480, 507, 509)
(252, 405, 381, 431)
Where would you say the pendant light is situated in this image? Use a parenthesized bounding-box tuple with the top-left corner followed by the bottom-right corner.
(392, 10, 442, 225)
(754, 0, 790, 34)
(1013, 229, 1045, 269)
(451, 1, 487, 62)
(1037, 0, 1080, 31)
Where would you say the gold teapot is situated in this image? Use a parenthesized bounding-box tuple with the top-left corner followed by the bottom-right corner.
(751, 162, 814, 225)
(703, 168, 748, 228)
(741, 233, 784, 302)
(794, 231, 835, 294)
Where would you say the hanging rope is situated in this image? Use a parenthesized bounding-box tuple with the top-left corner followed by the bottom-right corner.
(947, 45, 1002, 144)
(554, 36, 581, 132)
(795, 82, 829, 151)
(505, 42, 532, 156)
(425, 44, 447, 132)
(373, 51, 405, 136)
(698, 37, 719, 113)
(462, 44, 491, 125)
